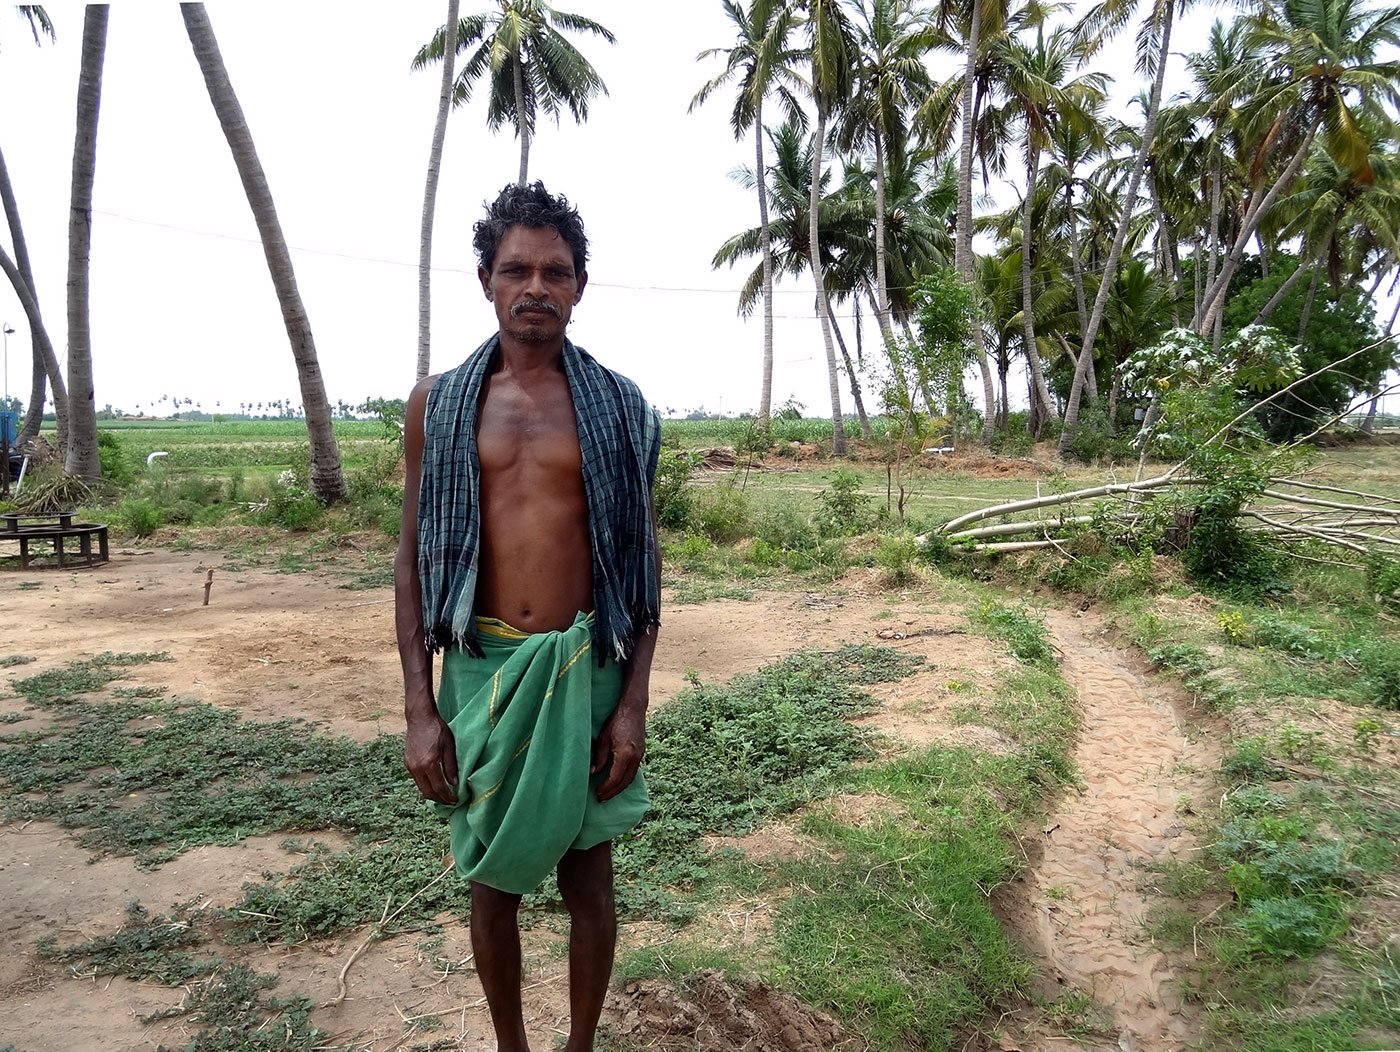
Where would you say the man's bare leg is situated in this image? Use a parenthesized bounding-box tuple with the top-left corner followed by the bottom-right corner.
(470, 880, 530, 1052)
(556, 841, 616, 1052)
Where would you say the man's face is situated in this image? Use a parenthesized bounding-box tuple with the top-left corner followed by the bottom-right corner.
(478, 225, 587, 346)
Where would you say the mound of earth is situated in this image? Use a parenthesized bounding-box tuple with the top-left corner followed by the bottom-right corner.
(608, 970, 855, 1051)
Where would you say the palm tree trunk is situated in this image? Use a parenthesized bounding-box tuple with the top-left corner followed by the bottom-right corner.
(1196, 121, 1319, 335)
(756, 104, 775, 426)
(957, 0, 997, 441)
(182, 3, 345, 502)
(808, 103, 846, 456)
(63, 5, 108, 484)
(0, 143, 66, 447)
(1251, 256, 1320, 326)
(826, 292, 871, 439)
(416, 0, 460, 382)
(1205, 157, 1221, 297)
(1359, 391, 1378, 435)
(1020, 143, 1054, 438)
(0, 245, 65, 453)
(873, 128, 893, 341)
(514, 57, 530, 186)
(1058, 0, 1173, 455)
(1148, 171, 1181, 323)
(1297, 267, 1320, 341)
(1065, 183, 1088, 346)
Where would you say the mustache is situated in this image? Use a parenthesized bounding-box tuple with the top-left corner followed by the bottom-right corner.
(510, 298, 562, 320)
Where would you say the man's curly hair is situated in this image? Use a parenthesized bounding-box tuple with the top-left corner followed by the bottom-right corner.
(472, 181, 589, 276)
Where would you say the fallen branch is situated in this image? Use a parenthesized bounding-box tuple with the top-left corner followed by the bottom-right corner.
(323, 861, 455, 1009)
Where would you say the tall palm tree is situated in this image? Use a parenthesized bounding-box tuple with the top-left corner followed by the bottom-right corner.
(832, 0, 936, 342)
(927, 0, 1003, 439)
(691, 0, 805, 426)
(1194, 0, 1400, 335)
(713, 120, 876, 433)
(0, 8, 65, 447)
(412, 1, 615, 186)
(995, 26, 1105, 436)
(796, 0, 857, 455)
(1058, 0, 1183, 453)
(63, 4, 107, 483)
(416, 0, 460, 382)
(181, 3, 345, 502)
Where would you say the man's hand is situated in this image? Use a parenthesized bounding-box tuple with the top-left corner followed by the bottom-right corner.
(591, 701, 645, 802)
(405, 710, 459, 805)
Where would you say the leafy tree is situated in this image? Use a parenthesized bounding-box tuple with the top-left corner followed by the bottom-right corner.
(1224, 255, 1394, 439)
(412, 0, 615, 186)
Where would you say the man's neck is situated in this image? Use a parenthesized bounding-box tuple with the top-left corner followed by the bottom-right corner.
(495, 333, 566, 374)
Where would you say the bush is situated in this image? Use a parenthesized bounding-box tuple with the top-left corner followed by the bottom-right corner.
(97, 431, 134, 486)
(117, 499, 163, 539)
(875, 532, 919, 586)
(753, 504, 817, 553)
(815, 469, 872, 537)
(258, 471, 324, 531)
(694, 484, 751, 545)
(654, 448, 698, 531)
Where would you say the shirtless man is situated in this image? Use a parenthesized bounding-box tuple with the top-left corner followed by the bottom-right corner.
(395, 183, 661, 1052)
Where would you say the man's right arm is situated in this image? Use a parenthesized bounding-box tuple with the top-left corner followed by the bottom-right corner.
(395, 374, 459, 805)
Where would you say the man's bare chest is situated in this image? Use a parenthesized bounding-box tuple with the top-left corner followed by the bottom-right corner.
(476, 379, 582, 476)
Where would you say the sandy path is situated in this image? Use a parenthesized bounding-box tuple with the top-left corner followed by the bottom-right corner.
(1005, 609, 1223, 1052)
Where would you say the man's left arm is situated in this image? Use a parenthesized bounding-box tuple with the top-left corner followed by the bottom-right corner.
(592, 508, 660, 803)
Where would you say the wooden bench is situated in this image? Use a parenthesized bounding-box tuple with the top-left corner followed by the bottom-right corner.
(0, 512, 110, 570)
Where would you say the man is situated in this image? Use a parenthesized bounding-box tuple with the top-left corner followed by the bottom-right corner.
(395, 182, 661, 1052)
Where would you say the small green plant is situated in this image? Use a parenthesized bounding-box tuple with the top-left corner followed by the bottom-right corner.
(116, 498, 163, 538)
(874, 532, 920, 587)
(653, 448, 698, 531)
(1218, 609, 1250, 644)
(1276, 722, 1322, 761)
(1353, 717, 1383, 755)
(815, 468, 872, 537)
(258, 470, 324, 531)
(694, 483, 751, 544)
(1232, 895, 1346, 959)
(971, 601, 1056, 669)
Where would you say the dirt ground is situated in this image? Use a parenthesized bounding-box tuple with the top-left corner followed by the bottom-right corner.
(0, 549, 1219, 1051)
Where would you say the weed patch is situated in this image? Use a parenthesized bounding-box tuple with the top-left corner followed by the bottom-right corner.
(14, 651, 171, 706)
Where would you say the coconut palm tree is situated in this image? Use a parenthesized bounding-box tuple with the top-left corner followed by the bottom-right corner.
(63, 4, 107, 483)
(417, 0, 460, 382)
(993, 25, 1105, 436)
(831, 0, 936, 342)
(181, 3, 345, 502)
(691, 0, 805, 426)
(798, 0, 856, 455)
(412, 1, 615, 186)
(1058, 0, 1185, 454)
(1193, 0, 1400, 336)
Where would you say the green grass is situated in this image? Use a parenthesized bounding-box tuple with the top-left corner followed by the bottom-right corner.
(1086, 559, 1400, 1050)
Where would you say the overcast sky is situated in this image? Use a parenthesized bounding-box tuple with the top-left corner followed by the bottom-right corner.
(0, 1, 1390, 421)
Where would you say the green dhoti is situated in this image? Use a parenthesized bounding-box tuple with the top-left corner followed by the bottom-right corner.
(433, 611, 649, 894)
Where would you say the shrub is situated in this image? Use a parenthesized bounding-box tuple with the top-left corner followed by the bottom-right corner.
(1366, 556, 1400, 613)
(654, 448, 698, 531)
(1233, 895, 1345, 959)
(875, 532, 919, 586)
(258, 472, 324, 531)
(694, 484, 751, 545)
(117, 499, 163, 539)
(815, 468, 872, 537)
(753, 504, 817, 552)
(96, 431, 135, 486)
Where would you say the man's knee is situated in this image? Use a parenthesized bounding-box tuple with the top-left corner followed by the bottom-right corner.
(471, 880, 524, 920)
(557, 843, 615, 919)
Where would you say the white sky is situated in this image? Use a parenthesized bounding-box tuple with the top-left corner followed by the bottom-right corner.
(0, 1, 1391, 420)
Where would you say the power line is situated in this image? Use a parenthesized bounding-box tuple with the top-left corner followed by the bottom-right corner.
(90, 208, 838, 304)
